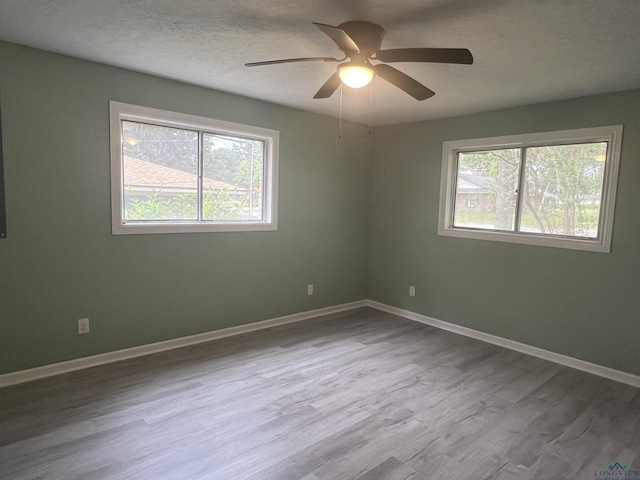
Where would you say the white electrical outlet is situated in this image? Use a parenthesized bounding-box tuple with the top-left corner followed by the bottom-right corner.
(307, 284, 314, 295)
(409, 286, 416, 297)
(78, 318, 90, 335)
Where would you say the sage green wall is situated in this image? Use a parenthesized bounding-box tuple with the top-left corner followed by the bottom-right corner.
(0, 42, 372, 374)
(368, 89, 640, 376)
(2, 40, 639, 380)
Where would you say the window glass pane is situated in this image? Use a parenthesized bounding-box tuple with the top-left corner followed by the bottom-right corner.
(453, 149, 521, 231)
(122, 121, 198, 220)
(521, 142, 607, 238)
(202, 134, 264, 221)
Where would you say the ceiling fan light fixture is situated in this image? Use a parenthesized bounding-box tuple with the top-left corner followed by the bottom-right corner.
(338, 64, 374, 88)
(247, 21, 472, 101)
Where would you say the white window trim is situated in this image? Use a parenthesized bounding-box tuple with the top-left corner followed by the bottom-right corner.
(109, 101, 279, 235)
(438, 125, 623, 253)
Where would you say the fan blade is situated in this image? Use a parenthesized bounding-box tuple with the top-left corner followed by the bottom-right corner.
(374, 64, 435, 101)
(313, 73, 341, 99)
(245, 57, 340, 67)
(377, 48, 473, 65)
(313, 22, 360, 53)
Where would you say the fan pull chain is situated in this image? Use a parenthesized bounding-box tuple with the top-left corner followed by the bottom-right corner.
(368, 81, 373, 135)
(338, 83, 343, 139)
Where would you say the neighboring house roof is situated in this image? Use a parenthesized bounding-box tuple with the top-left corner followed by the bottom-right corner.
(124, 156, 240, 191)
(457, 173, 494, 194)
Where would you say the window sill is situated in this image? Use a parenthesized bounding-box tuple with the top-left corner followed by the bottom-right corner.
(112, 220, 277, 235)
(438, 226, 610, 253)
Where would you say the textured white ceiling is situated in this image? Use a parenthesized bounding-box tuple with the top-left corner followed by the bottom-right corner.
(0, 0, 639, 125)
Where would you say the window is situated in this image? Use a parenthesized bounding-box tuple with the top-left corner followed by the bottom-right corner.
(109, 102, 278, 234)
(438, 126, 623, 252)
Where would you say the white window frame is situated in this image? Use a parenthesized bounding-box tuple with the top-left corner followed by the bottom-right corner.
(438, 125, 623, 253)
(109, 101, 279, 235)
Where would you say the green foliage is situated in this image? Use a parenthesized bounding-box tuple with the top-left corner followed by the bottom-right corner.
(455, 207, 600, 235)
(126, 192, 195, 220)
(523, 143, 605, 236)
(203, 190, 243, 220)
(233, 142, 263, 219)
(454, 211, 497, 226)
(457, 142, 606, 236)
(122, 121, 266, 222)
(125, 190, 251, 221)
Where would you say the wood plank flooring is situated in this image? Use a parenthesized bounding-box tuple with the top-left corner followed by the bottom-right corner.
(1, 307, 638, 479)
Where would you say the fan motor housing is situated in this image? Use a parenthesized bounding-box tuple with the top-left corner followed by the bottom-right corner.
(337, 21, 385, 56)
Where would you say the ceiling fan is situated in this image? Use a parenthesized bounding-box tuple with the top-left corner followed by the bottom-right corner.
(246, 21, 473, 101)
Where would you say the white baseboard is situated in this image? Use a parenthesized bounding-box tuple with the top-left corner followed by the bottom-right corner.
(2, 299, 638, 389)
(365, 300, 640, 388)
(0, 300, 366, 388)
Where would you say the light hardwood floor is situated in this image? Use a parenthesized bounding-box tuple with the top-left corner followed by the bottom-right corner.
(1, 307, 638, 479)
